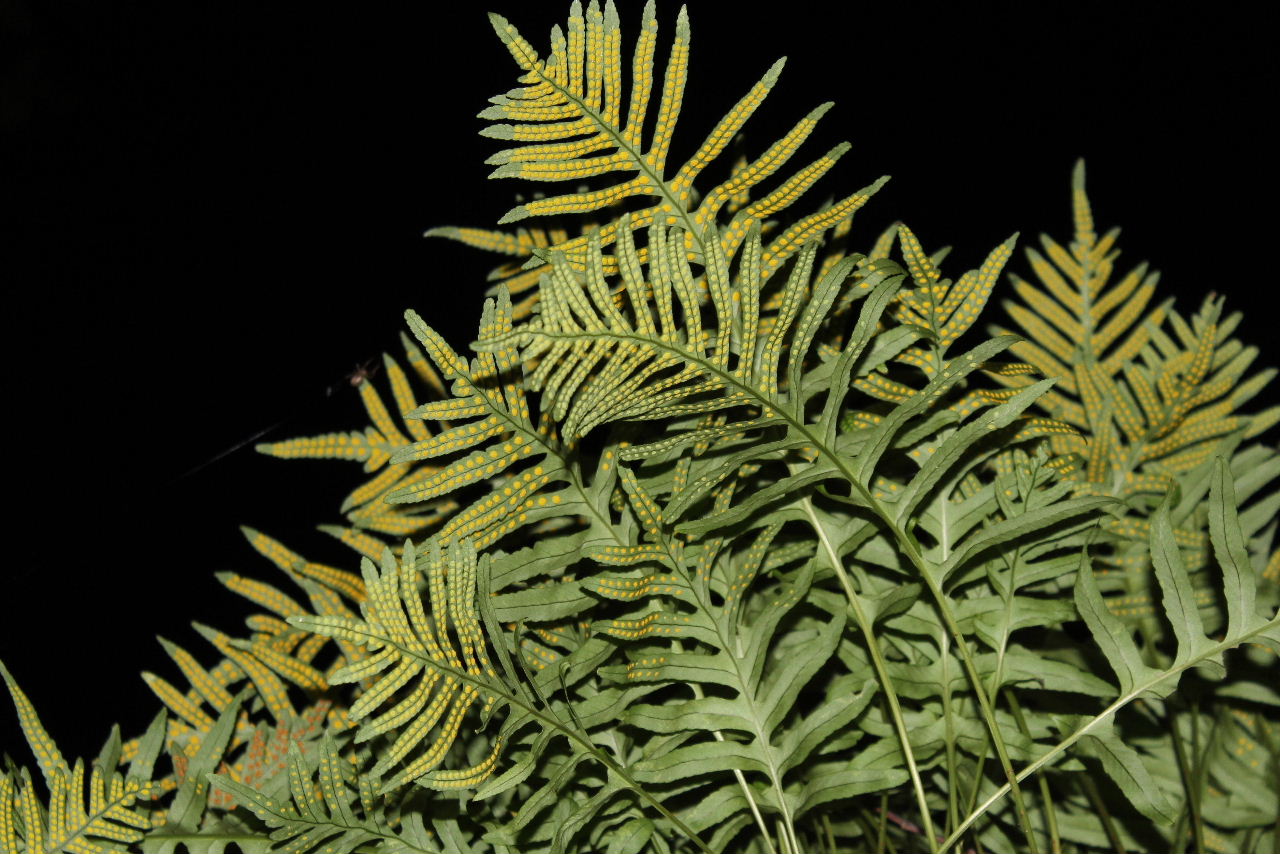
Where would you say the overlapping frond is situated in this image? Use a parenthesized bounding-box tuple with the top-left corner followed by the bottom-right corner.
(589, 496, 896, 842)
(475, 212, 894, 445)
(140, 555, 354, 736)
(257, 341, 455, 557)
(391, 295, 617, 553)
(1065, 459, 1279, 816)
(116, 526, 367, 826)
(990, 165, 1280, 692)
(994, 160, 1279, 495)
(481, 0, 871, 276)
(5, 3, 1277, 851)
(889, 225, 1016, 374)
(424, 0, 879, 350)
(292, 541, 505, 793)
(209, 734, 442, 854)
(0, 662, 163, 854)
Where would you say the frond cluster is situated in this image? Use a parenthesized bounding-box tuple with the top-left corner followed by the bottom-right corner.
(2, 4, 1276, 854)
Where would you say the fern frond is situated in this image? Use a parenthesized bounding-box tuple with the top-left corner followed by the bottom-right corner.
(0, 762, 153, 854)
(1, 662, 164, 854)
(995, 160, 1277, 496)
(209, 734, 438, 854)
(891, 225, 1017, 374)
(392, 293, 620, 553)
(291, 541, 504, 793)
(257, 348, 453, 555)
(945, 455, 1279, 848)
(477, 214, 891, 445)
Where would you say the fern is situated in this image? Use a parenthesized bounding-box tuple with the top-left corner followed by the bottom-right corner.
(994, 159, 1280, 494)
(292, 541, 504, 793)
(1, 665, 157, 854)
(3, 4, 1277, 854)
(208, 735, 440, 854)
(256, 344, 455, 560)
(949, 459, 1280, 850)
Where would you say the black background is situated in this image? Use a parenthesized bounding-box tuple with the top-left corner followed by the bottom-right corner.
(2, 1, 1276, 760)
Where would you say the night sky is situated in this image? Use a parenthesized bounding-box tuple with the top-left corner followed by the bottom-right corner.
(3, 1, 1275, 759)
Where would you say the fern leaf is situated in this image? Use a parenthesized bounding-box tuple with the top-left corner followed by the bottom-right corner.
(996, 162, 1274, 496)
(0, 662, 68, 790)
(478, 215, 889, 446)
(256, 345, 455, 560)
(459, 0, 879, 343)
(0, 662, 165, 854)
(208, 735, 428, 854)
(1073, 716, 1178, 824)
(891, 227, 1017, 373)
(0, 762, 153, 854)
(392, 294, 614, 552)
(588, 491, 886, 839)
(291, 541, 504, 792)
(1075, 549, 1165, 697)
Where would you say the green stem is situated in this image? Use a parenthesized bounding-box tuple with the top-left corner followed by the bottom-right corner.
(1078, 774, 1125, 854)
(940, 615, 1279, 853)
(497, 326, 1043, 850)
(1004, 690, 1060, 854)
(821, 813, 838, 854)
(878, 793, 891, 854)
(1169, 702, 1206, 854)
(802, 498, 939, 854)
(934, 488, 961, 838)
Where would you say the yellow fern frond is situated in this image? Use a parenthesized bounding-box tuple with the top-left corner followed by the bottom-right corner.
(292, 541, 504, 792)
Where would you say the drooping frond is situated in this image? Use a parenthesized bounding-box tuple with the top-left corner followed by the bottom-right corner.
(139, 527, 366, 737)
(1065, 461, 1280, 819)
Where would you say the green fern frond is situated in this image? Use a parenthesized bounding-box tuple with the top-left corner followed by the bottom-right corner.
(209, 734, 439, 854)
(291, 541, 504, 793)
(7, 3, 1278, 851)
(890, 225, 1017, 374)
(139, 529, 359, 734)
(1, 662, 163, 854)
(391, 294, 620, 553)
(591, 515, 896, 839)
(440, 0, 877, 323)
(0, 762, 153, 854)
(476, 214, 891, 444)
(944, 456, 1280, 848)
